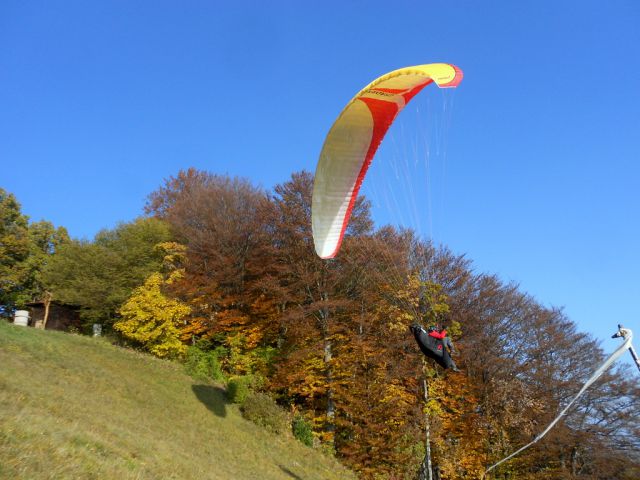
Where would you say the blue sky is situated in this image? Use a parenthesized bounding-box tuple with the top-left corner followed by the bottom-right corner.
(1, 1, 639, 361)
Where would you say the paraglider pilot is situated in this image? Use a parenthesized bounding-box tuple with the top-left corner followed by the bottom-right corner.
(410, 322, 460, 372)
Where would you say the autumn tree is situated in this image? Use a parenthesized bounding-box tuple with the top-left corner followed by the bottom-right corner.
(145, 168, 278, 374)
(43, 217, 172, 327)
(0, 188, 68, 313)
(114, 270, 190, 358)
(138, 169, 640, 479)
(113, 242, 191, 358)
(263, 171, 377, 447)
(444, 270, 640, 479)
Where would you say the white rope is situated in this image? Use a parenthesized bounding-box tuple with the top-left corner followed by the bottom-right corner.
(483, 329, 634, 478)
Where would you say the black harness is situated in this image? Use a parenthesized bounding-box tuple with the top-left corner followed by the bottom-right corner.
(410, 324, 453, 370)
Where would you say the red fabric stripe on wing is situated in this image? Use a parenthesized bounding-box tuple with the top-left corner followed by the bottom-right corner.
(372, 80, 433, 99)
(325, 81, 430, 258)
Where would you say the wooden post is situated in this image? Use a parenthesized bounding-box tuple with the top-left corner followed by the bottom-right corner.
(41, 291, 52, 329)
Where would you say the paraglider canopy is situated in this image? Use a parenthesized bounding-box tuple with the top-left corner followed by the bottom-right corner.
(312, 63, 463, 259)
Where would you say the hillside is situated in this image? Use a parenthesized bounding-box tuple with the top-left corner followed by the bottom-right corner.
(0, 321, 355, 480)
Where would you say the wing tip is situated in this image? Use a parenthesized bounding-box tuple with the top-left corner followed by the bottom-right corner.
(437, 64, 464, 88)
(316, 244, 339, 259)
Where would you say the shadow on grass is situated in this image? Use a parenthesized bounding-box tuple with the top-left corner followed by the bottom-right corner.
(278, 465, 304, 479)
(191, 384, 228, 417)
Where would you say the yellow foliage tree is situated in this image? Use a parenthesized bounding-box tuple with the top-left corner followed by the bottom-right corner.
(114, 271, 190, 358)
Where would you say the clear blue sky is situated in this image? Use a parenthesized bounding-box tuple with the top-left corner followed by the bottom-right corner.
(1, 1, 639, 358)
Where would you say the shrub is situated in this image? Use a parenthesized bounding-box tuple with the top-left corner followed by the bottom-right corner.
(184, 346, 224, 382)
(226, 376, 251, 404)
(240, 392, 290, 435)
(252, 346, 278, 375)
(292, 415, 314, 446)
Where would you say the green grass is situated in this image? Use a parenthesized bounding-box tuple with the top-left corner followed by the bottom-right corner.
(0, 321, 355, 479)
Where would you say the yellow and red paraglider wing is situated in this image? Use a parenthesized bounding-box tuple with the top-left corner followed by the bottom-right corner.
(311, 63, 463, 259)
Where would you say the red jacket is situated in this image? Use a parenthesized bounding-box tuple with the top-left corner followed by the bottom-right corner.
(428, 329, 447, 340)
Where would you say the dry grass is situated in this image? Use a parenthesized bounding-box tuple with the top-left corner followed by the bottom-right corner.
(0, 320, 355, 479)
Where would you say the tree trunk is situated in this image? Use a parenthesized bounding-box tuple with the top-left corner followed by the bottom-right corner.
(320, 293, 335, 444)
(571, 446, 579, 476)
(277, 303, 287, 349)
(41, 291, 52, 329)
(325, 335, 335, 429)
(419, 376, 433, 480)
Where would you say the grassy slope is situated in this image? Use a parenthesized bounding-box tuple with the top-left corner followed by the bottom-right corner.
(0, 321, 355, 480)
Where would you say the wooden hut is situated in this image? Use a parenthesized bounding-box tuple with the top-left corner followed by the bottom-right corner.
(26, 301, 82, 332)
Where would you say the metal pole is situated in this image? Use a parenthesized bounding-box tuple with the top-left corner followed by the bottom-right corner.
(628, 344, 640, 373)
